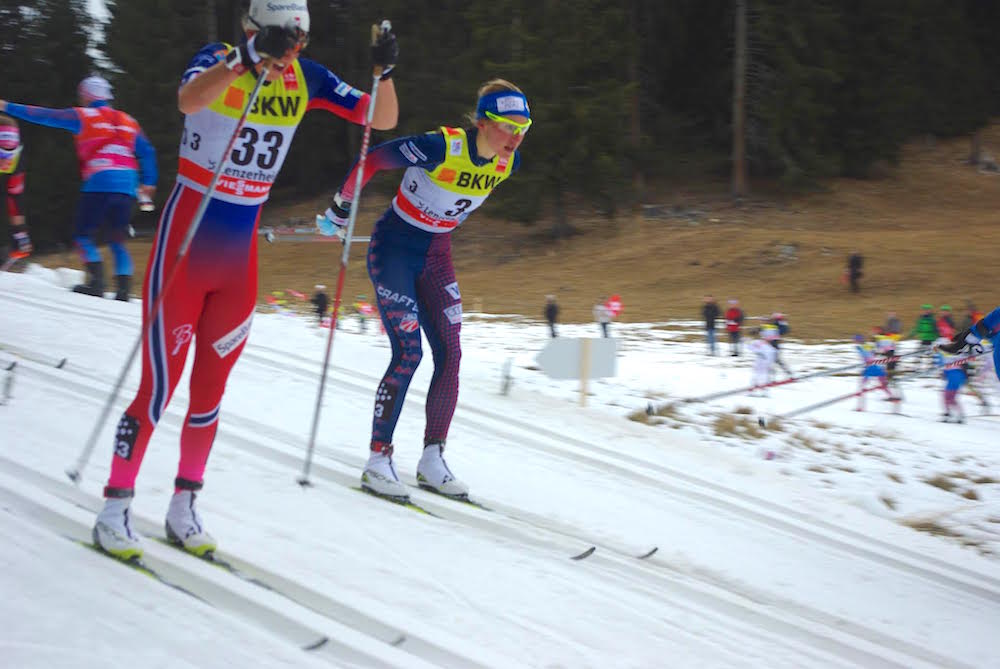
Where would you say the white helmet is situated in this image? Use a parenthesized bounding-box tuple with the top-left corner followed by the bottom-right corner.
(247, 0, 310, 34)
(78, 75, 113, 102)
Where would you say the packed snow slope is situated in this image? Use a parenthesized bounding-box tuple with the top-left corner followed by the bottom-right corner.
(1, 266, 999, 669)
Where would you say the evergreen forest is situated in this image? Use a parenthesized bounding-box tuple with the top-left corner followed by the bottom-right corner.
(2, 1, 998, 249)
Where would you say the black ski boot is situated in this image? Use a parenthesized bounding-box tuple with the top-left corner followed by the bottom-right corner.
(73, 261, 105, 297)
(114, 274, 131, 302)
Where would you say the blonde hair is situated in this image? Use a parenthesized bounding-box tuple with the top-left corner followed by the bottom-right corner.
(465, 79, 524, 125)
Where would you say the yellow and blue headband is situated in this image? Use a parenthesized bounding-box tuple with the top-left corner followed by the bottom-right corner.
(476, 91, 531, 121)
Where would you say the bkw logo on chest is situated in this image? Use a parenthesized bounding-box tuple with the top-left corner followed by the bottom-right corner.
(251, 96, 301, 117)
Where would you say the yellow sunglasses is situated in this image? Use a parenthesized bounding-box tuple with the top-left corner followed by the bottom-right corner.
(485, 111, 532, 136)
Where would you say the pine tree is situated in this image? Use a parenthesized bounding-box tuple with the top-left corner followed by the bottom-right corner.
(102, 0, 212, 216)
(4, 1, 94, 248)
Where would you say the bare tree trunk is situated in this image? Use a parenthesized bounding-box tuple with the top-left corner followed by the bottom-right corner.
(731, 0, 747, 198)
(205, 0, 217, 43)
(628, 0, 644, 202)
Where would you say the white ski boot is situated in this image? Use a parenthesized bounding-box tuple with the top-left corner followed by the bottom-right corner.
(165, 489, 217, 557)
(416, 442, 469, 499)
(361, 443, 409, 501)
(93, 493, 143, 561)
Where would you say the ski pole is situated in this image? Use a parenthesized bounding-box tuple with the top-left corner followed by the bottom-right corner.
(299, 22, 391, 487)
(67, 64, 272, 484)
(646, 347, 926, 416)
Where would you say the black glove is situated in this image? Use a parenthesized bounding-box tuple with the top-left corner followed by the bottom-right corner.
(255, 25, 300, 58)
(371, 22, 398, 80)
(225, 26, 298, 71)
(937, 327, 984, 355)
(317, 193, 351, 238)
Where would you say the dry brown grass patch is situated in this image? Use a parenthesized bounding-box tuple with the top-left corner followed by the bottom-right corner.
(903, 519, 962, 538)
(788, 432, 824, 452)
(923, 474, 958, 492)
(712, 414, 766, 439)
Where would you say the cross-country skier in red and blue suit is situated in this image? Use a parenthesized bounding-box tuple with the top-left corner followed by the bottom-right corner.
(318, 79, 529, 502)
(1, 77, 157, 299)
(90, 0, 399, 561)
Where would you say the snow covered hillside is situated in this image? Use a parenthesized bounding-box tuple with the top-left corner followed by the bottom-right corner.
(1, 265, 999, 669)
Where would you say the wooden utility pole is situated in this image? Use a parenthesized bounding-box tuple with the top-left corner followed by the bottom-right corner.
(732, 0, 747, 198)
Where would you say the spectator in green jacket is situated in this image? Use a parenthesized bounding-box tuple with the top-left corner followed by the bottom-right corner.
(908, 304, 939, 368)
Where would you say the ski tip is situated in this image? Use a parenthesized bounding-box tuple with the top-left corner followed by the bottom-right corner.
(637, 547, 659, 559)
(570, 546, 597, 561)
(3, 361, 15, 371)
(55, 358, 67, 369)
(302, 636, 330, 651)
(390, 634, 407, 647)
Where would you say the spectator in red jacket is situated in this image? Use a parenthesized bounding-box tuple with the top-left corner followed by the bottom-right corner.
(725, 299, 744, 357)
(936, 305, 956, 340)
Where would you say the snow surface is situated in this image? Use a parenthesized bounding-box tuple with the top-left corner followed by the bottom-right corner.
(1, 265, 999, 669)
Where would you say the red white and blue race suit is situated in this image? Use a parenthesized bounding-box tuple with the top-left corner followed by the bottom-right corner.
(104, 45, 374, 495)
(3, 101, 157, 276)
(336, 127, 521, 451)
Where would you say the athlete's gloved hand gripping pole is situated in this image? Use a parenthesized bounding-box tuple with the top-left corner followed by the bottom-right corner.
(299, 20, 394, 487)
(67, 62, 274, 484)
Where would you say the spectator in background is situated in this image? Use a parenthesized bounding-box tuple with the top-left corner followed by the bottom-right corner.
(702, 295, 719, 355)
(884, 311, 903, 337)
(593, 298, 612, 338)
(960, 302, 984, 332)
(311, 284, 329, 325)
(544, 294, 559, 338)
(846, 251, 864, 293)
(353, 294, 374, 332)
(725, 299, 744, 356)
(936, 305, 956, 340)
(908, 304, 939, 368)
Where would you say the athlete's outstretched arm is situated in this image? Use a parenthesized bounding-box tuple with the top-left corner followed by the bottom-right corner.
(338, 132, 445, 201)
(0, 101, 81, 134)
(302, 60, 398, 130)
(317, 132, 445, 232)
(370, 78, 397, 130)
